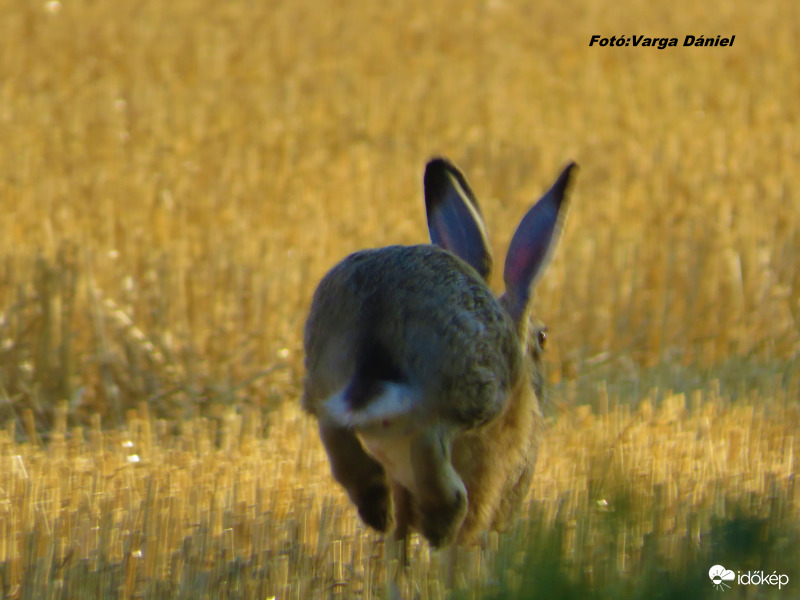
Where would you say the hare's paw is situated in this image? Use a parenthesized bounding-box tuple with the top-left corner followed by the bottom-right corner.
(411, 428, 469, 546)
(419, 487, 467, 547)
(356, 482, 392, 532)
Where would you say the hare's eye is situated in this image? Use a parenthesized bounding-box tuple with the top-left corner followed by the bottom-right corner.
(537, 327, 547, 349)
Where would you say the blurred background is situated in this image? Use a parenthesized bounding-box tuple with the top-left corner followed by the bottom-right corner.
(1, 0, 797, 428)
(0, 0, 798, 596)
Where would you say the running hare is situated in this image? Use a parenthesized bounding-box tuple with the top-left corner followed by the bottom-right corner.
(302, 158, 577, 548)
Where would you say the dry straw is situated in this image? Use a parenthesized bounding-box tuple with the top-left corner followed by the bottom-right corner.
(0, 0, 799, 595)
(0, 390, 797, 596)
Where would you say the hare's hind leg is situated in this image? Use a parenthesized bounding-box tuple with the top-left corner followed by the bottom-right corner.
(410, 428, 468, 547)
(318, 423, 392, 532)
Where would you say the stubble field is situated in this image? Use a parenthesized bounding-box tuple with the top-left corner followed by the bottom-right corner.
(0, 0, 798, 597)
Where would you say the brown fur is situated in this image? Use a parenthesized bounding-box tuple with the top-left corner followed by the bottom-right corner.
(454, 365, 541, 541)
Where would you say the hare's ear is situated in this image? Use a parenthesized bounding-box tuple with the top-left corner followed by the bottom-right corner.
(424, 158, 493, 281)
(503, 162, 577, 325)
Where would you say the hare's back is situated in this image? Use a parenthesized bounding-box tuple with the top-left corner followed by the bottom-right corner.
(304, 245, 521, 426)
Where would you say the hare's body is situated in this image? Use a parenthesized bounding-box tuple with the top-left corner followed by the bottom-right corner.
(304, 245, 536, 542)
(303, 158, 576, 548)
(305, 246, 519, 433)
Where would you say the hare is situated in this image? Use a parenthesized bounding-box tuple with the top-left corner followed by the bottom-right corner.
(302, 158, 577, 549)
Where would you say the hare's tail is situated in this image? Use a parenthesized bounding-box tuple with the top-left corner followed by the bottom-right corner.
(320, 337, 419, 432)
(322, 381, 419, 431)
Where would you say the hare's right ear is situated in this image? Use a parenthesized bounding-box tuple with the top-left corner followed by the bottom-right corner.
(502, 162, 578, 326)
(424, 158, 493, 281)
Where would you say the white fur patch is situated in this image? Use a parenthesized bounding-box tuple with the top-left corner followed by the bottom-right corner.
(358, 432, 417, 493)
(321, 382, 418, 432)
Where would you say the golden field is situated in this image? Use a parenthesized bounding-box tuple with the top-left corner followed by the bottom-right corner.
(0, 0, 798, 596)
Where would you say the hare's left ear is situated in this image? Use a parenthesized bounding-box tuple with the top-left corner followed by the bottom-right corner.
(424, 158, 493, 281)
(502, 162, 577, 325)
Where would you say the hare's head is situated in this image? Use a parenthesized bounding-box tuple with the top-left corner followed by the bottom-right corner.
(424, 158, 576, 406)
